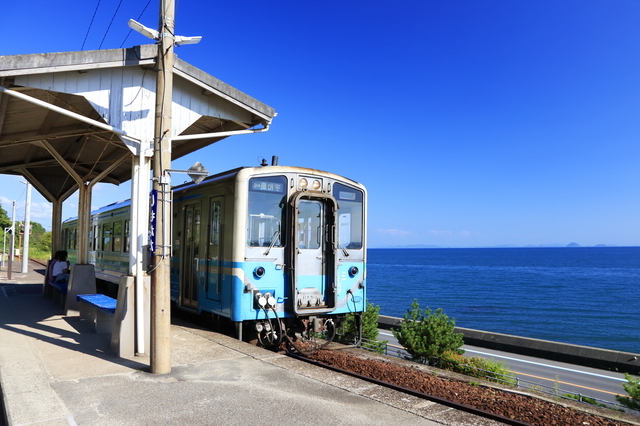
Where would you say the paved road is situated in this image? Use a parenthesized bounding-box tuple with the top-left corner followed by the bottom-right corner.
(463, 346, 628, 403)
(378, 330, 629, 407)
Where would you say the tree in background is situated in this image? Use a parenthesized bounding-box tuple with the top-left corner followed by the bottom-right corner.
(392, 299, 464, 365)
(0, 203, 10, 230)
(0, 202, 51, 259)
(0, 203, 12, 255)
(27, 222, 52, 259)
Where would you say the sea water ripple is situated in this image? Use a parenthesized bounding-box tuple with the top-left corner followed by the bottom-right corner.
(366, 247, 640, 353)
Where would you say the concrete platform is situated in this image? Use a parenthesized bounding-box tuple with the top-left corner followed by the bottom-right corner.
(0, 261, 503, 426)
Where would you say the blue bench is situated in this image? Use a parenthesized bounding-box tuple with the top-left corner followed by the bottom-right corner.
(48, 281, 68, 307)
(77, 294, 117, 334)
(49, 281, 68, 294)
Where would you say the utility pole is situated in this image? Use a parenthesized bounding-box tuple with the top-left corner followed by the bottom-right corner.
(150, 0, 175, 375)
(21, 182, 31, 273)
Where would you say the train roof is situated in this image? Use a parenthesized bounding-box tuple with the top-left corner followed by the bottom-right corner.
(172, 165, 363, 192)
(63, 199, 131, 224)
(63, 165, 364, 224)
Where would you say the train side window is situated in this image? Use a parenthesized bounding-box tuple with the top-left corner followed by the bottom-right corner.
(62, 228, 69, 250)
(113, 221, 122, 252)
(247, 176, 287, 247)
(333, 183, 364, 250)
(102, 223, 112, 251)
(69, 228, 77, 250)
(124, 220, 130, 253)
(93, 225, 99, 250)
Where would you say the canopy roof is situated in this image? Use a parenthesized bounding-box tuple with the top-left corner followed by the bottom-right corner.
(0, 44, 276, 202)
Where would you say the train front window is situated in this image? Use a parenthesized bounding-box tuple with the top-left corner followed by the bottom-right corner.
(297, 200, 321, 250)
(247, 176, 287, 248)
(333, 183, 364, 250)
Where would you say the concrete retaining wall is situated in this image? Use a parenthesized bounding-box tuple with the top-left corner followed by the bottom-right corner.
(378, 315, 640, 375)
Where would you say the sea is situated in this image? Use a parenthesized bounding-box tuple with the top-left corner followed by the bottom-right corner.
(366, 247, 640, 354)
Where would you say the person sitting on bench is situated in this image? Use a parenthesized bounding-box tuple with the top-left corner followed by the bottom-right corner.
(50, 250, 71, 283)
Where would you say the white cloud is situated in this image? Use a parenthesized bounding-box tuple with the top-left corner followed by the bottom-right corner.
(28, 201, 52, 220)
(428, 230, 452, 235)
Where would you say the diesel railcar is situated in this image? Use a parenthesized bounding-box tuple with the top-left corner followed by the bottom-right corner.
(62, 164, 367, 350)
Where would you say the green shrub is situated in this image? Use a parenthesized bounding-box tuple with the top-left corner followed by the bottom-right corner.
(440, 351, 517, 385)
(340, 300, 387, 354)
(616, 373, 640, 411)
(392, 299, 464, 365)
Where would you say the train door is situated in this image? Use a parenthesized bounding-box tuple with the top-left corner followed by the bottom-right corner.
(206, 196, 223, 301)
(290, 193, 337, 314)
(180, 203, 201, 310)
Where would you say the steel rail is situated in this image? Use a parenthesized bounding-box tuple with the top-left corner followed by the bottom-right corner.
(287, 352, 536, 426)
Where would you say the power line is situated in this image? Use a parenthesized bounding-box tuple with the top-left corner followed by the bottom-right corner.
(81, 0, 102, 51)
(98, 0, 125, 49)
(120, 0, 154, 48)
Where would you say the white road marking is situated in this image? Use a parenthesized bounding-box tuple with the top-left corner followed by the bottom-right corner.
(464, 348, 625, 382)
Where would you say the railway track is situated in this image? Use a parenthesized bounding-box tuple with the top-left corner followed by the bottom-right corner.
(288, 352, 534, 426)
(288, 349, 639, 426)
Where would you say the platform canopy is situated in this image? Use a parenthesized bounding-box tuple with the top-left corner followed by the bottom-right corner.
(0, 44, 276, 203)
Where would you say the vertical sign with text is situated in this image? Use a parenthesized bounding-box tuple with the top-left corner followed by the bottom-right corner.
(149, 189, 157, 256)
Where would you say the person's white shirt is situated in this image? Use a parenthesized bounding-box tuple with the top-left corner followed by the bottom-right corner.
(51, 259, 69, 277)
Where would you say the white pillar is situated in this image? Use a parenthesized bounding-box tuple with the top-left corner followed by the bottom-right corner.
(130, 151, 151, 355)
(8, 201, 16, 280)
(21, 182, 31, 273)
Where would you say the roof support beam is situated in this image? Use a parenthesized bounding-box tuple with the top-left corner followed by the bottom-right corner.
(0, 158, 58, 173)
(37, 139, 132, 263)
(39, 140, 84, 186)
(0, 128, 111, 147)
(18, 168, 56, 203)
(172, 124, 270, 141)
(0, 86, 142, 148)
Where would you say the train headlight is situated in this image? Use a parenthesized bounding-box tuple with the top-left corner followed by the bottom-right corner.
(254, 266, 266, 278)
(312, 180, 321, 190)
(349, 266, 359, 277)
(299, 178, 308, 189)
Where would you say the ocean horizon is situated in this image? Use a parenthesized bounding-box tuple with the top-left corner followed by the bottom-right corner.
(372, 244, 639, 249)
(366, 246, 639, 354)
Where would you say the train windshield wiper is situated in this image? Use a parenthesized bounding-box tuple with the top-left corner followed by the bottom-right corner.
(264, 230, 281, 256)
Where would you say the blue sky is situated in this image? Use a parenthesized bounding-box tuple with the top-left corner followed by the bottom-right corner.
(1, 0, 638, 248)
